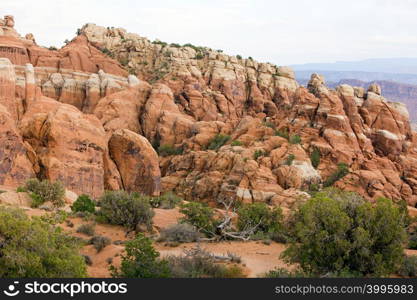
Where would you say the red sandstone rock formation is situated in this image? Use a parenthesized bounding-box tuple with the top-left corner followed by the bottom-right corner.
(1, 16, 417, 209)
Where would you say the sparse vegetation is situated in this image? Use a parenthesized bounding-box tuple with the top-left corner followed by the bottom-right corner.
(48, 46, 58, 51)
(179, 202, 218, 237)
(152, 40, 168, 47)
(98, 191, 154, 232)
(0, 206, 86, 277)
(285, 154, 295, 166)
(89, 235, 111, 252)
(207, 134, 231, 151)
(25, 178, 65, 208)
(158, 144, 184, 157)
(76, 223, 95, 236)
(231, 140, 243, 146)
(159, 223, 200, 243)
(71, 194, 95, 213)
(282, 189, 407, 277)
(253, 150, 266, 160)
(236, 54, 242, 60)
(149, 192, 182, 209)
(289, 134, 302, 144)
(323, 163, 349, 187)
(310, 147, 321, 169)
(275, 128, 289, 140)
(165, 247, 244, 278)
(237, 202, 283, 240)
(110, 234, 171, 278)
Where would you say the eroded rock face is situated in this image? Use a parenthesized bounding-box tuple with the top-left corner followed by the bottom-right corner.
(109, 129, 161, 196)
(0, 104, 35, 186)
(19, 97, 109, 198)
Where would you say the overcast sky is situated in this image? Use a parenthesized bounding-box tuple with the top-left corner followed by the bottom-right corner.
(2, 0, 417, 65)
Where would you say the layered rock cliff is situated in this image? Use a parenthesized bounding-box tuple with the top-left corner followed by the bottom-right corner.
(1, 16, 417, 208)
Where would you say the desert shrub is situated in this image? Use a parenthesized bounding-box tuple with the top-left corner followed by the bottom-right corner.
(179, 202, 218, 237)
(48, 46, 58, 51)
(0, 206, 86, 277)
(150, 192, 182, 209)
(76, 223, 95, 236)
(89, 235, 111, 252)
(398, 256, 417, 277)
(262, 267, 307, 278)
(166, 247, 244, 278)
(40, 210, 69, 225)
(71, 194, 95, 213)
(159, 223, 200, 243)
(195, 53, 204, 59)
(310, 147, 321, 169)
(16, 186, 25, 193)
(282, 190, 407, 277)
(237, 202, 283, 239)
(253, 150, 266, 160)
(231, 140, 243, 146)
(309, 183, 320, 192)
(158, 144, 184, 157)
(289, 135, 302, 144)
(207, 134, 231, 151)
(236, 54, 242, 60)
(98, 191, 154, 231)
(170, 43, 181, 48)
(110, 234, 171, 278)
(263, 121, 276, 129)
(25, 178, 65, 208)
(82, 255, 93, 266)
(275, 128, 289, 140)
(323, 163, 349, 187)
(152, 40, 167, 47)
(285, 154, 295, 166)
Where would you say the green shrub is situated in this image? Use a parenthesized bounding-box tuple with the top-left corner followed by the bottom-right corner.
(159, 223, 200, 243)
(262, 267, 306, 278)
(310, 147, 321, 169)
(275, 128, 289, 140)
(263, 121, 276, 129)
(195, 53, 204, 59)
(398, 256, 417, 277)
(98, 191, 154, 231)
(207, 134, 231, 151)
(110, 234, 171, 278)
(89, 235, 111, 252)
(76, 223, 95, 236)
(0, 206, 86, 277)
(150, 192, 182, 209)
(170, 43, 181, 48)
(179, 202, 218, 237)
(16, 186, 26, 193)
(158, 144, 184, 157)
(25, 178, 65, 208)
(231, 140, 243, 146)
(166, 249, 244, 278)
(282, 190, 407, 277)
(71, 195, 95, 213)
(48, 46, 58, 51)
(236, 55, 242, 60)
(237, 202, 283, 238)
(253, 150, 266, 160)
(289, 135, 301, 144)
(152, 40, 167, 47)
(323, 163, 349, 187)
(285, 154, 295, 166)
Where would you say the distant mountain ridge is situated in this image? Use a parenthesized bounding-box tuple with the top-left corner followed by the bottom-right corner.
(292, 58, 417, 74)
